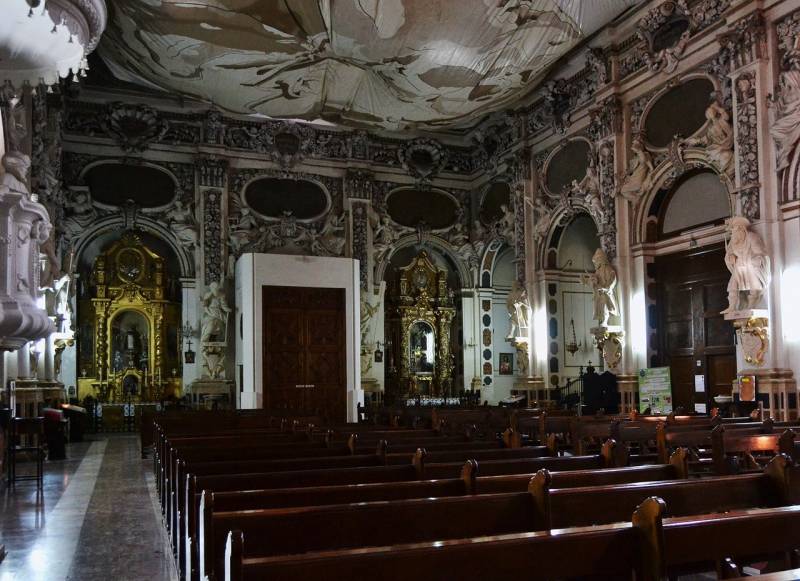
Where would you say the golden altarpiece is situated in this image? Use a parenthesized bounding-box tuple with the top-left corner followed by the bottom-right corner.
(386, 251, 456, 400)
(77, 234, 182, 401)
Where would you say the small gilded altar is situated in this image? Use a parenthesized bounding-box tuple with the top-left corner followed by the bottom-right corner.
(77, 234, 182, 402)
(387, 251, 455, 400)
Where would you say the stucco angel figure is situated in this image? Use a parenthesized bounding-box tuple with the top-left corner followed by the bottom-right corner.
(229, 207, 259, 253)
(581, 248, 618, 327)
(166, 199, 199, 249)
(619, 134, 654, 204)
(498, 203, 516, 240)
(360, 292, 380, 345)
(532, 197, 552, 239)
(61, 189, 96, 240)
(201, 281, 231, 344)
(721, 216, 771, 314)
(771, 68, 800, 172)
(506, 280, 531, 339)
(686, 96, 734, 176)
(319, 211, 346, 256)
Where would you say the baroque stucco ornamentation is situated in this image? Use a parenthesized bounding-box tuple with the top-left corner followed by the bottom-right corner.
(734, 73, 760, 219)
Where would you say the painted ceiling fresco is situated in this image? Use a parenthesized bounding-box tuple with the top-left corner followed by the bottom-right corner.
(98, 1, 640, 131)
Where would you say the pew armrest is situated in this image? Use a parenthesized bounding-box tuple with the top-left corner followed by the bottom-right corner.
(224, 529, 243, 581)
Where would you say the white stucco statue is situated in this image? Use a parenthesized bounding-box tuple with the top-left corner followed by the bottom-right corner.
(619, 134, 654, 204)
(514, 340, 530, 377)
(166, 199, 199, 249)
(686, 97, 734, 176)
(721, 216, 771, 314)
(0, 151, 31, 195)
(581, 248, 618, 327)
(506, 280, 530, 339)
(201, 281, 231, 343)
(771, 69, 800, 172)
(360, 291, 380, 345)
(61, 189, 97, 240)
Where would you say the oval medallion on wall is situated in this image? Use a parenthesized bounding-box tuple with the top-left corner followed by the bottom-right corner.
(644, 78, 714, 148)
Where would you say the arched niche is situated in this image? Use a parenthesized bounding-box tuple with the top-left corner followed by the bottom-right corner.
(83, 161, 177, 209)
(644, 77, 714, 149)
(480, 182, 510, 225)
(387, 188, 458, 229)
(653, 169, 730, 239)
(492, 248, 516, 287)
(385, 244, 461, 291)
(544, 139, 591, 194)
(557, 213, 600, 271)
(77, 228, 184, 301)
(243, 177, 330, 221)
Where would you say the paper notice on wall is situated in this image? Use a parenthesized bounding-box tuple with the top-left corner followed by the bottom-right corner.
(694, 403, 707, 414)
(638, 367, 673, 414)
(694, 375, 705, 393)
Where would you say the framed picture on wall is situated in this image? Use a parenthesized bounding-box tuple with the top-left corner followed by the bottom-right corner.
(498, 353, 513, 375)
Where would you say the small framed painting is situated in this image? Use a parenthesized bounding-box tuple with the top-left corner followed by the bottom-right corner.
(498, 353, 513, 375)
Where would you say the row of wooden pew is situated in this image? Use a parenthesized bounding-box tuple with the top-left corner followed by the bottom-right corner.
(148, 409, 800, 581)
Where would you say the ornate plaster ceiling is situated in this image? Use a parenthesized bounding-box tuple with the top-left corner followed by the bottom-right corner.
(97, 1, 639, 132)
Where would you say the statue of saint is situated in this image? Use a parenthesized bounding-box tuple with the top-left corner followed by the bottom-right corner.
(721, 216, 771, 314)
(581, 248, 618, 327)
(771, 68, 800, 172)
(166, 199, 199, 249)
(201, 281, 231, 343)
(505, 280, 530, 339)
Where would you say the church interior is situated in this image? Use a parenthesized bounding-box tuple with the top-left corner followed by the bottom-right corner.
(2, 0, 800, 579)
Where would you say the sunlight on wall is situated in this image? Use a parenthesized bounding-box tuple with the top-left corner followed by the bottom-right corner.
(630, 290, 648, 361)
(533, 306, 548, 368)
(782, 266, 800, 344)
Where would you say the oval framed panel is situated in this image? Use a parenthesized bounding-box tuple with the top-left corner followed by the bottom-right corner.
(544, 139, 591, 195)
(84, 162, 177, 209)
(644, 77, 715, 149)
(386, 188, 459, 229)
(480, 182, 511, 225)
(243, 177, 330, 221)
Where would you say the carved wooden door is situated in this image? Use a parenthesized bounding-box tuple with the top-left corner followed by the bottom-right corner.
(263, 286, 346, 420)
(655, 245, 736, 413)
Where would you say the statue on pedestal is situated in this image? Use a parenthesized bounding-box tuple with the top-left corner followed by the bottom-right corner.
(721, 216, 771, 314)
(201, 281, 231, 343)
(505, 280, 530, 339)
(581, 248, 618, 327)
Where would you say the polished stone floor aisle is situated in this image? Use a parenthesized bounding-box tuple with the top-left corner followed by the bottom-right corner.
(0, 434, 177, 581)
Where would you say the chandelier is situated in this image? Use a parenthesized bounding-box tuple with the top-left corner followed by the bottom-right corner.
(0, 0, 106, 95)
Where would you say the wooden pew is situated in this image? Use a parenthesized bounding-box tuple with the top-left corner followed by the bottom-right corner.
(711, 425, 796, 474)
(202, 454, 791, 580)
(182, 446, 618, 579)
(223, 498, 800, 581)
(186, 451, 685, 580)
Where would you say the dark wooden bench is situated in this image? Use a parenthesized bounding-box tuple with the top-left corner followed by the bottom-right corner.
(224, 496, 800, 581)
(202, 454, 791, 580)
(186, 450, 685, 580)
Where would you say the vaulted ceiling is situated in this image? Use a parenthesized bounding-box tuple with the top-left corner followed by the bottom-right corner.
(97, 1, 640, 132)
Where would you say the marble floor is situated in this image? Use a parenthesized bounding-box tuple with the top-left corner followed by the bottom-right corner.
(0, 433, 177, 581)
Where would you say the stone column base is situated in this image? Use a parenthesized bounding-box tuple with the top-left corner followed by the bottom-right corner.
(187, 379, 235, 410)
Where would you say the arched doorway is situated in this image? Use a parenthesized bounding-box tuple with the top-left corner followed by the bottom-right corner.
(648, 169, 734, 414)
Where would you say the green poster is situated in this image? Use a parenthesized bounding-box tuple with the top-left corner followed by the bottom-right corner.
(638, 367, 673, 414)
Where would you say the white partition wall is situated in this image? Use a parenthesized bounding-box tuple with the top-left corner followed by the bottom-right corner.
(236, 253, 362, 422)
